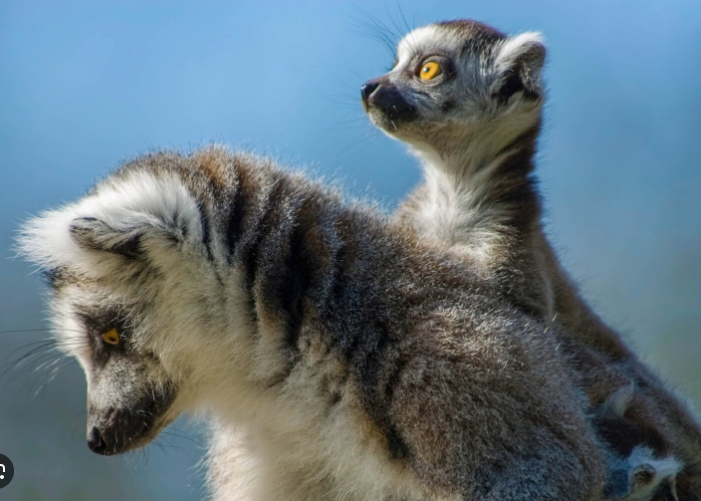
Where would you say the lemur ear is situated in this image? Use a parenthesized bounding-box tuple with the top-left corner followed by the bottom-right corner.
(492, 32, 546, 105)
(69, 217, 150, 259)
(66, 170, 205, 259)
(19, 171, 204, 271)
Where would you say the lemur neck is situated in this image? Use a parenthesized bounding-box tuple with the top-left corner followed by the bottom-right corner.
(407, 121, 544, 250)
(394, 124, 550, 318)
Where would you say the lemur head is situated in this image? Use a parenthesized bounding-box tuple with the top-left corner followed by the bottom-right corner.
(361, 20, 545, 160)
(18, 158, 251, 456)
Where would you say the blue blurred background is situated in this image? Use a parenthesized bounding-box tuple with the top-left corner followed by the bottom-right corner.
(1, 1, 700, 499)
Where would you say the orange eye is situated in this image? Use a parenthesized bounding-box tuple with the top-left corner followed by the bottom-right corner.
(102, 328, 120, 346)
(419, 61, 442, 81)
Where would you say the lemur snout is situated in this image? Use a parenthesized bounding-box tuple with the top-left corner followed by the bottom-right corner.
(85, 386, 176, 455)
(87, 426, 108, 454)
(87, 407, 146, 455)
(360, 80, 381, 106)
(361, 78, 417, 123)
(87, 404, 155, 455)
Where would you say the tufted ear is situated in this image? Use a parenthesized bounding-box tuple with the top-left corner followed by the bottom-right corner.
(19, 169, 204, 272)
(69, 217, 150, 259)
(67, 198, 199, 261)
(492, 32, 546, 105)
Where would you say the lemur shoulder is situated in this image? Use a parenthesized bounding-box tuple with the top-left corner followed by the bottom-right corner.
(361, 19, 701, 501)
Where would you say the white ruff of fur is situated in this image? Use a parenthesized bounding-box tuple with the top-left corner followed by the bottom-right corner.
(402, 99, 539, 265)
(408, 147, 518, 265)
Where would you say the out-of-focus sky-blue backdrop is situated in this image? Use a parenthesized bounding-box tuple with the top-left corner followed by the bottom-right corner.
(1, 1, 700, 499)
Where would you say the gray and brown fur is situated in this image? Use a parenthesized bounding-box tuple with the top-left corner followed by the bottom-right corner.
(20, 147, 615, 500)
(361, 19, 701, 500)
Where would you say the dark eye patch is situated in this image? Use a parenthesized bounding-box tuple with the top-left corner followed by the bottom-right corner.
(78, 310, 130, 364)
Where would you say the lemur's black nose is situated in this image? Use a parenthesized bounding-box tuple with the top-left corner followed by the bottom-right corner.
(361, 81, 381, 105)
(87, 426, 109, 454)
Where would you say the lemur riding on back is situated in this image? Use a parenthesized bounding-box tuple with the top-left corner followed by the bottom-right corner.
(361, 19, 701, 501)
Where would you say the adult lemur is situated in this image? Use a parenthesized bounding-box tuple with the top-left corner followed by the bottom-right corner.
(22, 147, 616, 500)
(361, 19, 701, 500)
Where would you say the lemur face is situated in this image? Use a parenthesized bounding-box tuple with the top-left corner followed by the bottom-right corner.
(362, 20, 545, 148)
(19, 170, 223, 456)
(48, 276, 179, 455)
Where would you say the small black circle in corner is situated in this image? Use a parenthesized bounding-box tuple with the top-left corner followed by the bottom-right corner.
(0, 453, 14, 488)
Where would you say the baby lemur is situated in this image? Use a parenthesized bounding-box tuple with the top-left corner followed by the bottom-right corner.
(361, 20, 701, 500)
(22, 147, 611, 500)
